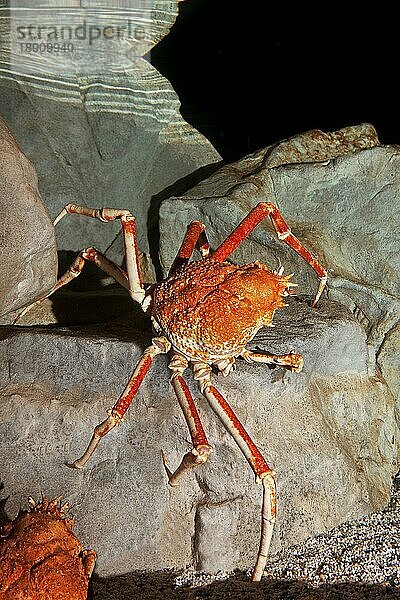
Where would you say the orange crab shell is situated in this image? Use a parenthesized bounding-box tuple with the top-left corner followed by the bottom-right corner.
(0, 496, 96, 600)
(152, 258, 295, 362)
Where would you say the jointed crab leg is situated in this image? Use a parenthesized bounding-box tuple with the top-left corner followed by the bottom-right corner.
(168, 220, 210, 276)
(14, 204, 147, 322)
(55, 204, 145, 304)
(162, 360, 212, 485)
(13, 247, 129, 323)
(81, 247, 129, 288)
(211, 202, 327, 305)
(67, 337, 171, 469)
(199, 378, 276, 582)
(241, 348, 304, 373)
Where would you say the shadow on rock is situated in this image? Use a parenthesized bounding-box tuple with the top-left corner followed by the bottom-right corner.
(91, 570, 400, 600)
(0, 482, 10, 528)
(148, 161, 223, 281)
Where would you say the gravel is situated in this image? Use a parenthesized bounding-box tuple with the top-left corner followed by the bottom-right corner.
(91, 472, 400, 599)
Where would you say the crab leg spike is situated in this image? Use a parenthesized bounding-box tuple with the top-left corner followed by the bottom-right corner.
(82, 549, 97, 578)
(60, 502, 70, 515)
(66, 337, 171, 469)
(40, 493, 49, 511)
(169, 220, 210, 276)
(313, 273, 328, 307)
(211, 202, 327, 305)
(28, 496, 36, 510)
(48, 496, 63, 509)
(163, 366, 212, 486)
(200, 379, 276, 581)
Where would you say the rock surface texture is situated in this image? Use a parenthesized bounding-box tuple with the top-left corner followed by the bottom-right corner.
(0, 116, 57, 318)
(0, 1, 221, 287)
(0, 298, 398, 576)
(101, 474, 399, 599)
(159, 124, 400, 413)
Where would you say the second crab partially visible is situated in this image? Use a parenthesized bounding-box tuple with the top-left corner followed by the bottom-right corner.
(0, 495, 96, 600)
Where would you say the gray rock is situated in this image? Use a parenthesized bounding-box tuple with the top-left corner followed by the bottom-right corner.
(0, 116, 57, 318)
(0, 1, 221, 281)
(0, 298, 398, 576)
(167, 475, 400, 598)
(158, 124, 400, 410)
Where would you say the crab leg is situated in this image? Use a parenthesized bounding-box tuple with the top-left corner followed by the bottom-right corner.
(13, 247, 129, 323)
(15, 203, 147, 322)
(198, 372, 275, 582)
(54, 204, 145, 304)
(169, 220, 210, 276)
(241, 348, 304, 373)
(211, 202, 327, 305)
(66, 337, 171, 469)
(162, 358, 212, 485)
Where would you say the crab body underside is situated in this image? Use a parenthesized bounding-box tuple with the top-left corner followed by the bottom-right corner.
(15, 201, 327, 581)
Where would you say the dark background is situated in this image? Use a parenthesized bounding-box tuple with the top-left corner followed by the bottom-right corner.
(151, 1, 397, 162)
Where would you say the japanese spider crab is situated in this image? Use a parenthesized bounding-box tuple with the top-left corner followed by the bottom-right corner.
(0, 494, 95, 599)
(15, 201, 327, 581)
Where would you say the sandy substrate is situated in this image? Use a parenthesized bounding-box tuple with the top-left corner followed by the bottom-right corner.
(91, 473, 400, 599)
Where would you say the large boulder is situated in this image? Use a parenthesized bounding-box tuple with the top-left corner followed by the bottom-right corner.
(0, 116, 57, 318)
(0, 298, 397, 575)
(158, 124, 400, 411)
(0, 1, 221, 276)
